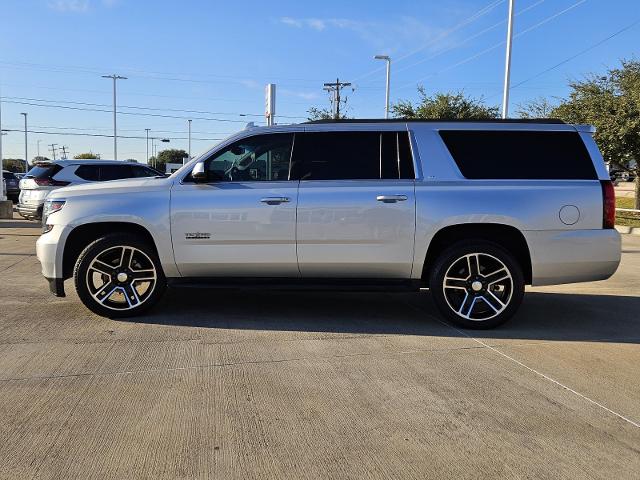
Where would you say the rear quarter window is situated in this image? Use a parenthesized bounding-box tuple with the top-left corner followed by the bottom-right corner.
(439, 130, 597, 180)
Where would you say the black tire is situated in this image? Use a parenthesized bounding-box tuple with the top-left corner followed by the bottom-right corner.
(429, 240, 524, 329)
(74, 233, 166, 318)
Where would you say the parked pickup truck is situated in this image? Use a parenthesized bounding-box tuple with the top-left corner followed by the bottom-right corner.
(36, 119, 620, 328)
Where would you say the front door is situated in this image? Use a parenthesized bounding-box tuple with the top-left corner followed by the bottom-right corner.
(292, 130, 417, 278)
(171, 133, 299, 277)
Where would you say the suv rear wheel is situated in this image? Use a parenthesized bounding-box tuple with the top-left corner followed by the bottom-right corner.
(74, 233, 166, 318)
(429, 241, 524, 329)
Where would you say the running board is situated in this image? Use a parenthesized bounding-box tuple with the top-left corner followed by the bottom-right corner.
(167, 277, 422, 292)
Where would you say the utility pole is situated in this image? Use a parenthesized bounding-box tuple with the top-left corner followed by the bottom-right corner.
(374, 55, 391, 118)
(60, 145, 69, 160)
(187, 120, 192, 159)
(145, 128, 150, 164)
(501, 0, 515, 119)
(101, 74, 127, 159)
(323, 78, 351, 119)
(49, 144, 58, 161)
(37, 140, 41, 158)
(0, 91, 5, 202)
(20, 112, 28, 169)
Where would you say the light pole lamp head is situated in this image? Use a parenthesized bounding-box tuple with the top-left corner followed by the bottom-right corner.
(374, 55, 390, 61)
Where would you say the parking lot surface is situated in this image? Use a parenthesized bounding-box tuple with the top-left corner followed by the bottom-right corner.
(1, 215, 639, 479)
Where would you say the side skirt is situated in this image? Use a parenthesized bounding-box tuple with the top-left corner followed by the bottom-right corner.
(167, 277, 422, 292)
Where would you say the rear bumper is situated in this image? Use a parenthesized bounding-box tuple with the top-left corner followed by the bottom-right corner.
(525, 229, 621, 286)
(16, 202, 42, 219)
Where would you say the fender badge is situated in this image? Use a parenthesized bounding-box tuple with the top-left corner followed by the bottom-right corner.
(185, 232, 211, 240)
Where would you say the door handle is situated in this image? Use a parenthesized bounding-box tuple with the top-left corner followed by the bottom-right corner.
(260, 197, 291, 205)
(376, 194, 408, 203)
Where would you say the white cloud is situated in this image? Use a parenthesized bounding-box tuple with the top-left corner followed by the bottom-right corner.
(278, 16, 446, 54)
(47, 0, 90, 12)
(280, 88, 320, 101)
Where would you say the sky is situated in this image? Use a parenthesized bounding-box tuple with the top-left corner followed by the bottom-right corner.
(0, 0, 639, 163)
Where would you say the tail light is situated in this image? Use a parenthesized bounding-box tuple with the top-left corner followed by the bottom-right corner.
(601, 180, 615, 229)
(34, 178, 70, 186)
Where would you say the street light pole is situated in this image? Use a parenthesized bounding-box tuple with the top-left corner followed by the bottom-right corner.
(20, 113, 28, 170)
(501, 0, 515, 119)
(188, 119, 192, 159)
(374, 55, 391, 119)
(102, 74, 127, 159)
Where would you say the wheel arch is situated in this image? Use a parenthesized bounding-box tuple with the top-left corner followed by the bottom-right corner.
(62, 222, 159, 280)
(421, 223, 532, 285)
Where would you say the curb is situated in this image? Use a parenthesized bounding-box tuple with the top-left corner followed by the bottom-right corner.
(615, 225, 640, 236)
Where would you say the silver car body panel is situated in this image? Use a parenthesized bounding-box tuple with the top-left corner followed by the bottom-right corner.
(38, 121, 620, 288)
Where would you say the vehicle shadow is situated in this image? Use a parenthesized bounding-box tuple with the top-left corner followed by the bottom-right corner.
(134, 289, 640, 344)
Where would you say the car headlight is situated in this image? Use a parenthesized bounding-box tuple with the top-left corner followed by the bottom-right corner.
(43, 199, 66, 218)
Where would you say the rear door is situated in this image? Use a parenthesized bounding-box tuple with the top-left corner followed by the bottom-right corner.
(292, 129, 416, 278)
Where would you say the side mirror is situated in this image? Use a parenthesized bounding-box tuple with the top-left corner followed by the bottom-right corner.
(191, 162, 208, 183)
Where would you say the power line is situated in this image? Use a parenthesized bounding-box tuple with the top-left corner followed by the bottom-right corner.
(1, 128, 224, 142)
(1, 99, 260, 124)
(397, 0, 587, 90)
(389, 0, 545, 79)
(1, 95, 306, 120)
(353, 0, 506, 82)
(508, 18, 640, 91)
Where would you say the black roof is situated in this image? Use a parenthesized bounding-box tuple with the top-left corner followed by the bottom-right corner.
(304, 118, 566, 124)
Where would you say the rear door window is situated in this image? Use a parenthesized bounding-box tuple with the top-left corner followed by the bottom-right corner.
(439, 130, 597, 180)
(131, 166, 159, 177)
(75, 165, 100, 181)
(291, 131, 414, 180)
(100, 165, 134, 181)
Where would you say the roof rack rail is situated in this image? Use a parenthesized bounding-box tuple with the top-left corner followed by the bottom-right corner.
(303, 118, 566, 124)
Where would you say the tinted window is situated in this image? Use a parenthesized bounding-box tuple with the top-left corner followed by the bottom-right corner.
(131, 166, 159, 178)
(100, 165, 133, 181)
(202, 133, 293, 182)
(291, 131, 415, 181)
(26, 164, 63, 179)
(75, 165, 100, 181)
(439, 130, 597, 180)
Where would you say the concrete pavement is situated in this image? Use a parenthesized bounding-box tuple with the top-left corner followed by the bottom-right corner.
(1, 216, 639, 479)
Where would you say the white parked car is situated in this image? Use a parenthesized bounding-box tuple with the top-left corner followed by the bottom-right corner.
(17, 160, 161, 220)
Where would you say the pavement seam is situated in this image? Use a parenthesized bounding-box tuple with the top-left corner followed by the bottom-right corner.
(0, 343, 492, 382)
(397, 297, 640, 429)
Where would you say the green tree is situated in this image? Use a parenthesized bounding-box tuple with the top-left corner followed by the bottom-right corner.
(551, 60, 640, 209)
(73, 152, 100, 159)
(307, 106, 335, 121)
(2, 158, 27, 172)
(391, 87, 499, 119)
(516, 97, 557, 119)
(153, 149, 188, 173)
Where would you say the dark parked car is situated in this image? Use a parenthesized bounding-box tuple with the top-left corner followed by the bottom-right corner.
(2, 171, 20, 202)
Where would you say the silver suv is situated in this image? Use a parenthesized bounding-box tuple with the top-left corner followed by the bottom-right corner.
(36, 120, 621, 328)
(17, 160, 161, 220)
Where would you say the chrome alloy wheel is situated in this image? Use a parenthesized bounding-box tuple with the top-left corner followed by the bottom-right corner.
(442, 253, 513, 321)
(85, 245, 157, 311)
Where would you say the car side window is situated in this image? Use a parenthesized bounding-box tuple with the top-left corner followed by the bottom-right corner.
(100, 165, 133, 181)
(290, 131, 415, 180)
(203, 133, 294, 182)
(75, 165, 100, 181)
(131, 166, 158, 178)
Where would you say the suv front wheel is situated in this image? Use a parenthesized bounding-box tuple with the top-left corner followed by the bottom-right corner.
(74, 234, 166, 318)
(429, 241, 525, 329)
